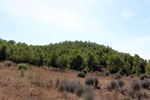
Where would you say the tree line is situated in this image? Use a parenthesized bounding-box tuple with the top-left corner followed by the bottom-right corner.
(0, 38, 150, 76)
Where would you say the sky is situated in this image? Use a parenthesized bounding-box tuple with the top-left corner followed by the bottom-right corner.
(0, 0, 150, 60)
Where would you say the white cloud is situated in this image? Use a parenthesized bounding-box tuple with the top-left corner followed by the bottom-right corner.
(0, 0, 84, 31)
(121, 10, 136, 19)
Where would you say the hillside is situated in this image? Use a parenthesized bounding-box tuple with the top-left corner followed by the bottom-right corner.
(0, 39, 148, 75)
(0, 62, 147, 100)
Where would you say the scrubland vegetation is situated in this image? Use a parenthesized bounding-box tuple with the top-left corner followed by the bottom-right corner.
(1, 62, 150, 100)
(0, 39, 150, 76)
(1, 39, 150, 100)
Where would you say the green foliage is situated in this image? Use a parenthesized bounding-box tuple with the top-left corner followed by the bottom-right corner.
(77, 71, 86, 78)
(107, 54, 123, 73)
(0, 44, 7, 61)
(44, 66, 48, 70)
(136, 66, 141, 76)
(70, 55, 85, 71)
(18, 63, 28, 70)
(145, 64, 150, 75)
(0, 39, 148, 75)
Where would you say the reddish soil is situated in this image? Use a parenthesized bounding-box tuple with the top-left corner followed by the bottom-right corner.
(0, 62, 149, 100)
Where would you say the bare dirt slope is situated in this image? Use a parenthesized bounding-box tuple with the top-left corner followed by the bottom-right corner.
(0, 62, 149, 100)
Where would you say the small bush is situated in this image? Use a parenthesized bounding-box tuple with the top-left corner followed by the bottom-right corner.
(136, 91, 143, 100)
(140, 74, 149, 80)
(82, 86, 95, 100)
(129, 75, 135, 78)
(130, 80, 141, 92)
(59, 79, 69, 92)
(44, 66, 49, 70)
(20, 69, 25, 77)
(128, 89, 135, 98)
(105, 72, 110, 76)
(56, 78, 60, 88)
(119, 88, 126, 95)
(107, 80, 117, 91)
(94, 77, 99, 89)
(85, 77, 99, 89)
(18, 63, 28, 70)
(107, 84, 112, 91)
(78, 71, 86, 78)
(46, 80, 53, 88)
(76, 85, 84, 97)
(69, 81, 80, 93)
(141, 80, 150, 89)
(110, 80, 117, 90)
(118, 79, 125, 88)
(5, 60, 14, 67)
(85, 77, 94, 86)
(112, 72, 121, 79)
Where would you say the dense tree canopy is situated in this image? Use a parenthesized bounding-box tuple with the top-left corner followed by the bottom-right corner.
(0, 39, 148, 75)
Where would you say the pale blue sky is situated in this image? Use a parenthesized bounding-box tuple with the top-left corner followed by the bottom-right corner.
(0, 0, 150, 59)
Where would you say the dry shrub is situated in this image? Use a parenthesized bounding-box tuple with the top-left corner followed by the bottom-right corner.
(112, 73, 121, 79)
(118, 79, 125, 88)
(141, 80, 150, 89)
(85, 77, 99, 89)
(76, 85, 84, 97)
(107, 80, 117, 91)
(56, 78, 60, 88)
(82, 86, 94, 100)
(4, 60, 14, 67)
(135, 91, 143, 100)
(130, 80, 141, 92)
(119, 88, 126, 95)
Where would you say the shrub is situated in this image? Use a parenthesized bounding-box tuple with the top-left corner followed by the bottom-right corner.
(78, 71, 86, 78)
(5, 60, 14, 67)
(118, 79, 125, 88)
(128, 89, 135, 98)
(136, 91, 143, 100)
(140, 74, 149, 80)
(44, 66, 48, 70)
(145, 64, 150, 75)
(113, 72, 121, 79)
(130, 80, 141, 92)
(107, 80, 117, 91)
(110, 80, 117, 90)
(129, 75, 135, 78)
(56, 78, 60, 87)
(107, 84, 112, 91)
(20, 69, 25, 77)
(76, 85, 84, 97)
(105, 72, 110, 76)
(119, 88, 126, 95)
(59, 79, 69, 92)
(141, 80, 150, 89)
(18, 63, 28, 70)
(140, 76, 144, 80)
(82, 86, 94, 100)
(94, 77, 99, 89)
(69, 81, 80, 93)
(85, 77, 94, 86)
(85, 77, 99, 89)
(46, 80, 53, 88)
